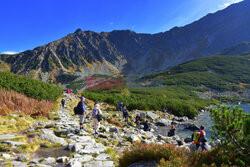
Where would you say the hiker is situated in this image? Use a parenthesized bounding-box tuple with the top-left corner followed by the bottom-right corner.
(135, 114, 141, 128)
(122, 106, 129, 123)
(163, 106, 168, 113)
(118, 102, 123, 111)
(143, 120, 150, 131)
(92, 103, 102, 134)
(61, 98, 65, 108)
(192, 125, 207, 151)
(77, 96, 86, 132)
(168, 125, 175, 137)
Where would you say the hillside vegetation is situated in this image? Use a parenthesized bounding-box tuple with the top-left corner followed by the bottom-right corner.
(83, 86, 216, 118)
(0, 72, 63, 101)
(142, 54, 250, 91)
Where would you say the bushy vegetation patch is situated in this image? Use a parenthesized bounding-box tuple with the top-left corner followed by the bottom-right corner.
(83, 86, 216, 118)
(119, 143, 187, 167)
(0, 89, 56, 118)
(0, 72, 63, 101)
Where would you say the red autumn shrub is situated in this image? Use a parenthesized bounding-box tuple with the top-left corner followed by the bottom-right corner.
(0, 89, 56, 118)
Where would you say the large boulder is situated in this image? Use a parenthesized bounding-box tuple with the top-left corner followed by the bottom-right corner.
(173, 116, 189, 122)
(183, 123, 199, 131)
(40, 133, 67, 146)
(184, 137, 193, 143)
(155, 119, 171, 126)
(147, 112, 159, 121)
(128, 134, 140, 143)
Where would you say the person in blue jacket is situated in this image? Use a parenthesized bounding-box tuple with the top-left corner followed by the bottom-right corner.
(77, 97, 86, 132)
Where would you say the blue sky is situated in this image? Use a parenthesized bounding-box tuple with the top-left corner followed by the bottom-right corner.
(0, 0, 243, 54)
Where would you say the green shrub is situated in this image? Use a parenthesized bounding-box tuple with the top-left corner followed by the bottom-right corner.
(0, 72, 63, 101)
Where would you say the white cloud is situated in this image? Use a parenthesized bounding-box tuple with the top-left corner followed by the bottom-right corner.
(219, 0, 244, 9)
(109, 22, 114, 25)
(1, 51, 18, 55)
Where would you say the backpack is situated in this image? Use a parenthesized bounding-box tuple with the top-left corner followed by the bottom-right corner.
(92, 109, 102, 122)
(74, 107, 80, 115)
(193, 131, 202, 143)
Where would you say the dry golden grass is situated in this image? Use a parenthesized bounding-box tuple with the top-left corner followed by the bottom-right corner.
(0, 89, 56, 118)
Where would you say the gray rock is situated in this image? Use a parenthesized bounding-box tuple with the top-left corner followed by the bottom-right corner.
(44, 157, 56, 164)
(56, 156, 69, 163)
(183, 123, 199, 131)
(78, 143, 106, 154)
(67, 159, 82, 167)
(157, 134, 167, 140)
(77, 155, 93, 162)
(172, 135, 181, 141)
(184, 137, 193, 143)
(17, 154, 29, 161)
(94, 153, 111, 161)
(146, 112, 159, 121)
(103, 161, 115, 167)
(1, 141, 26, 146)
(40, 133, 67, 146)
(0, 134, 17, 140)
(71, 143, 83, 152)
(144, 131, 154, 139)
(1, 153, 11, 159)
(109, 127, 119, 133)
(41, 129, 54, 134)
(11, 161, 28, 167)
(128, 134, 140, 143)
(83, 161, 102, 167)
(155, 119, 171, 126)
(139, 112, 146, 118)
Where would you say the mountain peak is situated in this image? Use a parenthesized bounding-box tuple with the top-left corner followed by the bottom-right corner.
(74, 28, 83, 34)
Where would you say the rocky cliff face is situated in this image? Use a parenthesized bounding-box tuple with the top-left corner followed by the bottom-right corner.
(1, 0, 250, 83)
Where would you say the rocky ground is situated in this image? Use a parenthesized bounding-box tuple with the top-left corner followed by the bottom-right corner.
(0, 93, 212, 167)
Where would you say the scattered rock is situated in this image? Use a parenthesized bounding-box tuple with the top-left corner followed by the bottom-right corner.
(94, 153, 111, 161)
(44, 157, 55, 164)
(184, 137, 193, 143)
(0, 134, 17, 140)
(155, 119, 171, 126)
(128, 134, 140, 143)
(109, 127, 119, 133)
(56, 156, 69, 163)
(40, 133, 67, 146)
(67, 159, 82, 167)
(183, 123, 200, 131)
(146, 112, 159, 121)
(83, 161, 102, 167)
(1, 153, 11, 159)
(17, 154, 29, 161)
(1, 141, 26, 146)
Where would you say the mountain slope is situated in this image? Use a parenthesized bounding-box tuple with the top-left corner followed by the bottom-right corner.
(141, 53, 250, 92)
(1, 0, 250, 83)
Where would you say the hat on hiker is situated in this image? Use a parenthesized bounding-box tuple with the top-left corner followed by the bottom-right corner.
(80, 96, 85, 100)
(94, 103, 100, 109)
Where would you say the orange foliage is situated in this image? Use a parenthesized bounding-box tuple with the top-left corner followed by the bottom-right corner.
(107, 118, 122, 127)
(0, 89, 56, 118)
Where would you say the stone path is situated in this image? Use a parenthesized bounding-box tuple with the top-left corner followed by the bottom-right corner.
(0, 94, 115, 167)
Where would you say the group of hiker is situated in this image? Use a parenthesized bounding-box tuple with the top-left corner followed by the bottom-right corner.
(63, 95, 208, 151)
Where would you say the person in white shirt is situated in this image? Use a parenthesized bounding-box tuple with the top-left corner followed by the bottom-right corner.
(92, 103, 102, 134)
